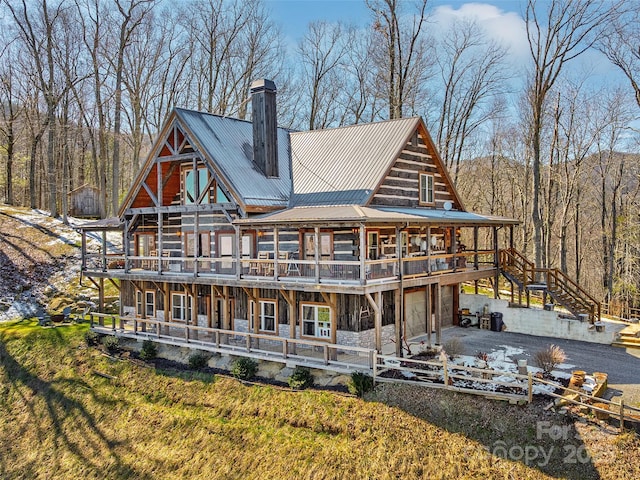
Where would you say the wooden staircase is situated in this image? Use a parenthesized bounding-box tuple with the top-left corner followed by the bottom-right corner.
(499, 248, 601, 323)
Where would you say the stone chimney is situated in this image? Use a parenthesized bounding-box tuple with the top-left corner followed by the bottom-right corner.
(250, 79, 279, 178)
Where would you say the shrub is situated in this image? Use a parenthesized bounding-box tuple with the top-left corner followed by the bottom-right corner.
(139, 340, 158, 360)
(348, 371, 374, 397)
(533, 344, 566, 374)
(231, 357, 258, 380)
(101, 335, 119, 354)
(84, 330, 99, 346)
(188, 351, 209, 370)
(288, 366, 314, 390)
(442, 338, 464, 359)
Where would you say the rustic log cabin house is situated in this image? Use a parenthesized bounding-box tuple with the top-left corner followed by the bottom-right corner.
(81, 79, 526, 370)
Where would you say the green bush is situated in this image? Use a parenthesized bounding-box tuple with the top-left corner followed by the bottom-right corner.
(231, 357, 258, 380)
(348, 371, 374, 397)
(288, 366, 314, 390)
(84, 330, 99, 346)
(188, 351, 209, 370)
(101, 335, 119, 353)
(139, 340, 158, 360)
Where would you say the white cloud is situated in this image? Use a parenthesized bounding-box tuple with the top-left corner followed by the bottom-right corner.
(431, 3, 530, 67)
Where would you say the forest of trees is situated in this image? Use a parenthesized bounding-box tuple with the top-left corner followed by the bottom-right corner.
(1, 0, 639, 311)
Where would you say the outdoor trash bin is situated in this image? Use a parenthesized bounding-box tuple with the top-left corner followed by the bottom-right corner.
(490, 312, 504, 332)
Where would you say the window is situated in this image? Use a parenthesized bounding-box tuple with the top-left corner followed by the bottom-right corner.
(216, 185, 230, 203)
(302, 304, 331, 339)
(145, 291, 155, 318)
(136, 233, 156, 256)
(171, 292, 193, 322)
(183, 166, 210, 204)
(136, 290, 143, 317)
(250, 300, 277, 333)
(184, 165, 231, 204)
(419, 173, 434, 205)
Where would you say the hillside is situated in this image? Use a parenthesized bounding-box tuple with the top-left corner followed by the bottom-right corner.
(0, 204, 639, 478)
(0, 205, 110, 321)
(1, 320, 639, 479)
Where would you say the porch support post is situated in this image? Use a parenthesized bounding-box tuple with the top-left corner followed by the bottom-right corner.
(395, 287, 402, 357)
(359, 224, 366, 284)
(163, 282, 170, 335)
(427, 226, 432, 274)
(314, 226, 320, 283)
(365, 293, 382, 352)
(435, 282, 442, 346)
(101, 231, 107, 271)
(493, 226, 499, 299)
(98, 278, 105, 313)
(274, 227, 280, 278)
(124, 218, 131, 272)
(426, 284, 432, 348)
(452, 227, 458, 272)
(235, 226, 242, 280)
(473, 226, 478, 270)
(157, 159, 163, 274)
(208, 285, 214, 329)
(281, 290, 297, 354)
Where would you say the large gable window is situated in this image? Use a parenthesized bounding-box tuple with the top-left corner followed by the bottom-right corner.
(419, 173, 434, 205)
(184, 166, 209, 205)
(183, 165, 231, 204)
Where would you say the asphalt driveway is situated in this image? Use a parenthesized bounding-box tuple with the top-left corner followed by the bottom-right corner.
(434, 326, 640, 405)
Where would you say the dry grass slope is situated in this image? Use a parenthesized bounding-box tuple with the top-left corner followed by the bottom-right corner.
(1, 320, 638, 479)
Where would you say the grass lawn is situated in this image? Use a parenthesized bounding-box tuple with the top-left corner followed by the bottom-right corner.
(1, 320, 638, 479)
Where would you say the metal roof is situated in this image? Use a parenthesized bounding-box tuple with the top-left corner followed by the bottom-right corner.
(379, 207, 520, 225)
(176, 108, 292, 208)
(76, 217, 123, 231)
(235, 205, 519, 226)
(289, 117, 419, 207)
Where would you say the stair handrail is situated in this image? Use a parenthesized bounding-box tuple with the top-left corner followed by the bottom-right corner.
(547, 268, 601, 321)
(501, 248, 536, 286)
(499, 249, 601, 322)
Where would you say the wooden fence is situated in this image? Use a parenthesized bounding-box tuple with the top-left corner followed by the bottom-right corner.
(374, 354, 640, 432)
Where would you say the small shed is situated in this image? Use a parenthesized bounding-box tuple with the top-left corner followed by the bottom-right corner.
(68, 184, 101, 218)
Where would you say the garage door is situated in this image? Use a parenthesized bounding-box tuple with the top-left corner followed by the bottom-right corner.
(404, 290, 427, 339)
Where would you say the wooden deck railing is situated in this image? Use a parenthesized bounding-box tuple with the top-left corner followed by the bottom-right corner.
(90, 313, 375, 372)
(83, 249, 497, 285)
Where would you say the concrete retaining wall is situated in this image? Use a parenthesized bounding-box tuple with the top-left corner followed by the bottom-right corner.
(459, 294, 623, 344)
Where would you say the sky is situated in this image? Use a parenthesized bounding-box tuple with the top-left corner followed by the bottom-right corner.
(265, 0, 618, 85)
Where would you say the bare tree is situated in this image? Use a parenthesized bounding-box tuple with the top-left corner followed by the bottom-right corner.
(433, 17, 509, 183)
(597, 7, 640, 109)
(4, 0, 69, 216)
(298, 21, 352, 130)
(366, 0, 431, 119)
(108, 0, 157, 215)
(525, 0, 614, 269)
(0, 40, 21, 206)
